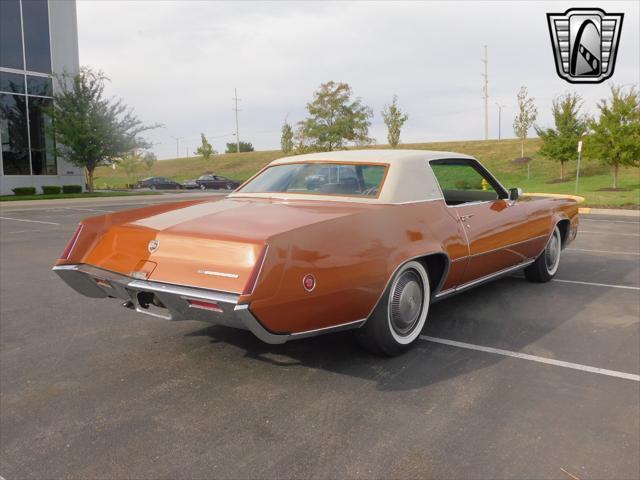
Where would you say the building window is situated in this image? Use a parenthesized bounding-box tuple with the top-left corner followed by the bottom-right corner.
(0, 93, 31, 175)
(28, 96, 55, 175)
(0, 71, 26, 95)
(27, 75, 52, 96)
(0, 0, 57, 176)
(22, 0, 52, 74)
(0, 0, 24, 70)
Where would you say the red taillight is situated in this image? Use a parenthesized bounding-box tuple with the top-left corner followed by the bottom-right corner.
(59, 224, 83, 260)
(242, 245, 268, 295)
(187, 299, 223, 312)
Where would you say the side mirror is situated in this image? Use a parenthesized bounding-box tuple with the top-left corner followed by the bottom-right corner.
(509, 187, 523, 201)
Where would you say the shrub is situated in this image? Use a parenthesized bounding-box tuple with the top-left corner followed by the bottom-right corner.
(42, 185, 62, 195)
(12, 187, 37, 196)
(62, 184, 82, 194)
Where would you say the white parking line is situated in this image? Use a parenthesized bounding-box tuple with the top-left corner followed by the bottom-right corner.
(567, 248, 640, 256)
(420, 336, 640, 382)
(553, 278, 640, 291)
(0, 216, 60, 225)
(580, 230, 640, 237)
(582, 219, 639, 225)
(64, 207, 115, 213)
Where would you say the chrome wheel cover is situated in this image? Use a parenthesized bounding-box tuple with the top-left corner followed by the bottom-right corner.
(389, 270, 423, 336)
(386, 261, 430, 345)
(545, 228, 561, 275)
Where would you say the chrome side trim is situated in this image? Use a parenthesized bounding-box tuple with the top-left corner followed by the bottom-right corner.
(434, 259, 535, 300)
(233, 304, 289, 344)
(289, 318, 366, 340)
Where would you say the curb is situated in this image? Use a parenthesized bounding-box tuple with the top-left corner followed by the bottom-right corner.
(578, 207, 640, 217)
(526, 193, 639, 217)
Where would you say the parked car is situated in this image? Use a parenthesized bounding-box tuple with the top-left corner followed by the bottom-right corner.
(136, 177, 182, 190)
(53, 150, 579, 356)
(181, 179, 199, 190)
(195, 174, 240, 190)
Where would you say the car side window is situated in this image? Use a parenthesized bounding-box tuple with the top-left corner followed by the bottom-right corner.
(431, 160, 500, 206)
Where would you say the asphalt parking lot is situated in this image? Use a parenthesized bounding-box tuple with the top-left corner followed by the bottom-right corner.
(1, 197, 638, 479)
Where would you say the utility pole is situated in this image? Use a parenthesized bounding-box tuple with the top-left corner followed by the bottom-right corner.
(481, 45, 489, 140)
(170, 136, 183, 159)
(495, 103, 505, 140)
(232, 88, 241, 153)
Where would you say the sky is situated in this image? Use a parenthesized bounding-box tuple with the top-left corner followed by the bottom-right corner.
(76, 0, 640, 160)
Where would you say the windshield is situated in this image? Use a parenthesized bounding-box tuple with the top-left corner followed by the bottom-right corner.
(237, 162, 387, 198)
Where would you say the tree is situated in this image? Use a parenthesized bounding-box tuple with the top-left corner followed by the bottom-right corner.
(141, 151, 156, 171)
(587, 85, 640, 189)
(535, 93, 588, 180)
(280, 121, 294, 153)
(195, 133, 215, 160)
(50, 67, 158, 191)
(513, 86, 538, 159)
(381, 95, 408, 148)
(297, 81, 373, 151)
(225, 141, 254, 153)
(118, 152, 141, 187)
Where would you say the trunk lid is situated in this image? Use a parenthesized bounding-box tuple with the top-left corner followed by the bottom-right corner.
(81, 197, 377, 293)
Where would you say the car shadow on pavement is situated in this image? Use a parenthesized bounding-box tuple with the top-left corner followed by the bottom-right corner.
(185, 255, 638, 392)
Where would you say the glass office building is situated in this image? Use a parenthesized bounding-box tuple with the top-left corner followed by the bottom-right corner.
(0, 0, 83, 194)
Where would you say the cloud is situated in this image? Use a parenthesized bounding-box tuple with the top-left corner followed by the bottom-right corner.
(77, 0, 640, 159)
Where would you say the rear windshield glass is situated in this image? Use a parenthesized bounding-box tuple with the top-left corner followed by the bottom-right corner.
(237, 162, 387, 198)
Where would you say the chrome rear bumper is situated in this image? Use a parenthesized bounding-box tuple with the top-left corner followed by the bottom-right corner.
(52, 264, 290, 344)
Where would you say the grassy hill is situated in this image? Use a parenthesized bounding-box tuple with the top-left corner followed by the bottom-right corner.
(95, 138, 639, 207)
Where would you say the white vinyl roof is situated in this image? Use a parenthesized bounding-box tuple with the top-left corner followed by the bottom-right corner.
(230, 149, 477, 204)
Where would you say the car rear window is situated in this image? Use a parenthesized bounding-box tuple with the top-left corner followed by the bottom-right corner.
(237, 162, 387, 198)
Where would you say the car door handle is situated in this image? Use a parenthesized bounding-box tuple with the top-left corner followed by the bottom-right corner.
(460, 214, 475, 221)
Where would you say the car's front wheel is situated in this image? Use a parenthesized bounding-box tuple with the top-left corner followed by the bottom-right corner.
(200, 184, 207, 190)
(356, 260, 430, 356)
(525, 225, 562, 283)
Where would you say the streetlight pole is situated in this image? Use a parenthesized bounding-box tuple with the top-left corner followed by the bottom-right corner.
(233, 88, 241, 153)
(575, 140, 583, 194)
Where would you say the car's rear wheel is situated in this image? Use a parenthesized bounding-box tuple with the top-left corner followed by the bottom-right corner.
(525, 225, 562, 283)
(150, 185, 156, 190)
(226, 184, 232, 190)
(356, 260, 430, 356)
(200, 184, 207, 190)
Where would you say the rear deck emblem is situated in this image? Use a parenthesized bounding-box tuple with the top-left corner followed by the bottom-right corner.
(546, 8, 624, 84)
(303, 274, 316, 292)
(148, 239, 160, 253)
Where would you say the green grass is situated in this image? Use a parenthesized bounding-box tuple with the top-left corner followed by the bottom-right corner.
(0, 191, 161, 202)
(94, 138, 639, 208)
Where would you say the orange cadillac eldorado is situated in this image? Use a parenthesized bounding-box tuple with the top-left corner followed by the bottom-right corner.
(54, 150, 579, 355)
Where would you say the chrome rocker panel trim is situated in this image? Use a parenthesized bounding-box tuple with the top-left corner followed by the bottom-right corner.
(52, 264, 362, 344)
(433, 259, 535, 300)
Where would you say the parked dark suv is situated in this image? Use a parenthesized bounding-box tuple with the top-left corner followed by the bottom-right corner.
(195, 174, 240, 190)
(136, 177, 182, 190)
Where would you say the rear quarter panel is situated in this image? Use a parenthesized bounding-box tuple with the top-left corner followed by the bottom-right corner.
(247, 200, 467, 334)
